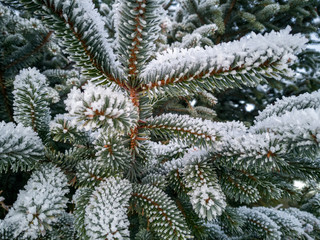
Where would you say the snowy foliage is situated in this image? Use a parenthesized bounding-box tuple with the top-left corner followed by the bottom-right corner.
(285, 208, 320, 234)
(159, 147, 208, 174)
(13, 67, 51, 133)
(238, 206, 282, 240)
(141, 27, 307, 91)
(50, 114, 88, 144)
(2, 164, 68, 239)
(132, 184, 191, 239)
(114, 0, 166, 76)
(144, 113, 220, 145)
(0, 121, 43, 172)
(234, 206, 320, 239)
(65, 82, 139, 133)
(256, 90, 320, 121)
(183, 162, 226, 221)
(84, 177, 132, 239)
(94, 132, 131, 173)
(1, 0, 319, 239)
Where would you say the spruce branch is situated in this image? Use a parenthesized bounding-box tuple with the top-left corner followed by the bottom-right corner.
(285, 207, 320, 234)
(238, 206, 282, 240)
(140, 27, 307, 93)
(94, 132, 131, 174)
(44, 212, 76, 239)
(0, 72, 13, 122)
(1, 164, 69, 239)
(83, 177, 132, 239)
(3, 31, 53, 72)
(132, 184, 191, 239)
(15, 0, 125, 87)
(212, 107, 320, 172)
(183, 162, 226, 221)
(13, 67, 51, 134)
(115, 0, 165, 81)
(65, 82, 139, 133)
(255, 89, 320, 122)
(215, 0, 237, 44)
(1, 0, 318, 238)
(50, 114, 89, 145)
(254, 207, 305, 238)
(0, 121, 43, 172)
(141, 113, 220, 147)
(73, 187, 93, 239)
(76, 158, 109, 187)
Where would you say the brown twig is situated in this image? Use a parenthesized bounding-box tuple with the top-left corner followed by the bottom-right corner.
(0, 190, 10, 211)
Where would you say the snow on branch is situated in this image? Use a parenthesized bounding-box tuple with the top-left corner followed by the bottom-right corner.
(50, 114, 88, 144)
(18, 0, 125, 86)
(114, 0, 166, 78)
(256, 90, 320, 122)
(141, 113, 220, 146)
(140, 27, 307, 92)
(238, 206, 282, 239)
(13, 67, 50, 133)
(76, 158, 111, 188)
(173, 24, 218, 48)
(94, 132, 131, 174)
(0, 121, 43, 172)
(132, 184, 191, 239)
(84, 177, 132, 239)
(2, 164, 69, 239)
(183, 162, 226, 221)
(143, 121, 247, 174)
(159, 147, 208, 174)
(254, 207, 305, 238)
(214, 107, 320, 171)
(252, 107, 320, 150)
(285, 208, 320, 237)
(65, 82, 139, 133)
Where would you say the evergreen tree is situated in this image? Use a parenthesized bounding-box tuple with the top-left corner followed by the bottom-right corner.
(0, 0, 320, 239)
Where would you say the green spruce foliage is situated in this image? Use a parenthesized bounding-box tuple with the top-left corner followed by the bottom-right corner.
(0, 0, 320, 239)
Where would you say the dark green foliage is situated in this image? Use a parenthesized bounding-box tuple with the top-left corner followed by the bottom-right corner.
(0, 0, 319, 239)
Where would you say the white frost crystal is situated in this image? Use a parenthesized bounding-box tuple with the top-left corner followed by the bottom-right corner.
(2, 164, 69, 239)
(84, 177, 132, 240)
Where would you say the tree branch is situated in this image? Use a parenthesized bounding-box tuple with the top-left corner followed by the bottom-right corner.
(215, 0, 237, 44)
(4, 31, 53, 71)
(0, 72, 14, 122)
